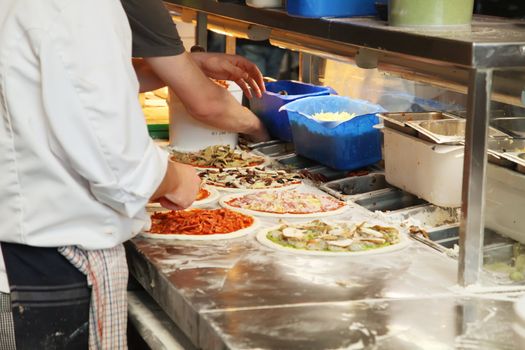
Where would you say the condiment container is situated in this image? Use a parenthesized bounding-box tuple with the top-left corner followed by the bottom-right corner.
(389, 0, 474, 28)
(287, 0, 377, 18)
(250, 80, 334, 142)
(383, 127, 463, 207)
(169, 82, 242, 151)
(281, 95, 384, 171)
(486, 163, 525, 245)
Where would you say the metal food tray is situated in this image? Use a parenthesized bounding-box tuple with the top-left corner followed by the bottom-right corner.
(320, 173, 392, 201)
(387, 205, 461, 230)
(487, 138, 525, 174)
(275, 153, 322, 171)
(405, 119, 508, 144)
(299, 166, 350, 183)
(354, 188, 427, 213)
(377, 112, 458, 136)
(491, 117, 525, 138)
(251, 142, 295, 158)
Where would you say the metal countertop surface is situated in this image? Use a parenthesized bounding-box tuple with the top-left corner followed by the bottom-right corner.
(127, 210, 517, 349)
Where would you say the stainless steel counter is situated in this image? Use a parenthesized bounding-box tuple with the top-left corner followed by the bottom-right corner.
(127, 226, 517, 349)
(164, 0, 525, 69)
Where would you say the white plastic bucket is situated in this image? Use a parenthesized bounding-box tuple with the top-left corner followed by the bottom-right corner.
(169, 81, 242, 152)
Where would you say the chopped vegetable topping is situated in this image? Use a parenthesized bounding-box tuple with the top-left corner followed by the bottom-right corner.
(171, 145, 265, 169)
(267, 220, 400, 252)
(149, 208, 254, 235)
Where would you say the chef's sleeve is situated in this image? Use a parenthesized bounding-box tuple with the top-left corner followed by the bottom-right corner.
(39, 2, 168, 218)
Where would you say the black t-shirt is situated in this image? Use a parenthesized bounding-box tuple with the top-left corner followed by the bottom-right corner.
(121, 0, 185, 57)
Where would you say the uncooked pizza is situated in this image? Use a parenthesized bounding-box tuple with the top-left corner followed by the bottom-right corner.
(171, 145, 265, 169)
(257, 220, 407, 255)
(146, 186, 219, 211)
(143, 208, 258, 240)
(196, 188, 210, 201)
(220, 191, 347, 218)
(200, 167, 303, 191)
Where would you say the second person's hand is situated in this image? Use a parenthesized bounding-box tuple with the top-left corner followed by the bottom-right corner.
(190, 52, 266, 99)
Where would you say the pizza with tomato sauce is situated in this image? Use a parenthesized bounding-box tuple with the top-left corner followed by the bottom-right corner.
(143, 208, 258, 240)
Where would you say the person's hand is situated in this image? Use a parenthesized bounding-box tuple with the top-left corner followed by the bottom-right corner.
(154, 161, 201, 211)
(191, 52, 265, 99)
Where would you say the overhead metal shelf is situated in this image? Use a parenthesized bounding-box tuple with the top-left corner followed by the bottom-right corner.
(165, 0, 525, 68)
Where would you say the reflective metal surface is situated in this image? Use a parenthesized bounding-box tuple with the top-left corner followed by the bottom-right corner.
(378, 112, 457, 136)
(276, 153, 320, 170)
(492, 117, 525, 138)
(166, 0, 525, 68)
(354, 189, 427, 213)
(200, 297, 516, 350)
(321, 173, 393, 201)
(127, 231, 521, 349)
(251, 142, 294, 158)
(459, 69, 493, 286)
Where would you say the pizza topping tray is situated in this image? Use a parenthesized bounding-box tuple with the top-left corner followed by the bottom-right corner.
(491, 117, 525, 138)
(321, 173, 393, 201)
(354, 188, 427, 213)
(251, 142, 295, 158)
(405, 119, 508, 145)
(487, 138, 525, 174)
(377, 111, 457, 136)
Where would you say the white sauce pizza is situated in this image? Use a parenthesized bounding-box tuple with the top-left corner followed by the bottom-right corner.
(256, 220, 409, 255)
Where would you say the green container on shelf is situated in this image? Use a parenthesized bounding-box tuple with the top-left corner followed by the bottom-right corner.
(389, 0, 474, 28)
(147, 124, 169, 140)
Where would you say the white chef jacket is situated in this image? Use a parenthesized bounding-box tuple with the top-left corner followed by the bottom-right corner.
(0, 0, 168, 292)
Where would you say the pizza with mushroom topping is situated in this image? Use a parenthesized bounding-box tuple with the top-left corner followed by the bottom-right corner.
(200, 167, 302, 191)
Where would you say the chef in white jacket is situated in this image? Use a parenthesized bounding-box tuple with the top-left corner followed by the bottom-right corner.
(0, 0, 200, 348)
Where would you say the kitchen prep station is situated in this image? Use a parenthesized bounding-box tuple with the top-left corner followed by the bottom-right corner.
(127, 2, 525, 349)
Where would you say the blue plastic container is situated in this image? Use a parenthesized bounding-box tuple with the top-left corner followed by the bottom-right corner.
(287, 0, 377, 18)
(282, 95, 385, 171)
(250, 80, 334, 142)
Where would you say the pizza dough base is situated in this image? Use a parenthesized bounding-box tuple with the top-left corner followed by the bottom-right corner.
(141, 216, 260, 240)
(207, 182, 301, 193)
(256, 224, 410, 256)
(219, 193, 349, 218)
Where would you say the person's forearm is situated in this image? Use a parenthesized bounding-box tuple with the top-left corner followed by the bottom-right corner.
(132, 58, 166, 92)
(144, 54, 267, 138)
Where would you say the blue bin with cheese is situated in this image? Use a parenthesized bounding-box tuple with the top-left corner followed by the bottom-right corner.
(281, 95, 385, 170)
(250, 80, 334, 142)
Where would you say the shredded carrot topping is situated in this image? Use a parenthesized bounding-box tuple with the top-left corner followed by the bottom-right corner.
(149, 208, 254, 235)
